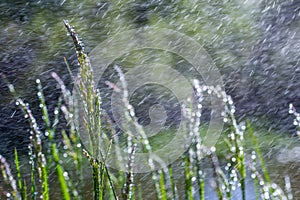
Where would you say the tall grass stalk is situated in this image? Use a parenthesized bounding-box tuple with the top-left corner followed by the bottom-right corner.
(0, 154, 20, 199)
(105, 77, 137, 200)
(113, 65, 162, 199)
(64, 20, 118, 200)
(64, 20, 105, 159)
(122, 143, 136, 200)
(16, 98, 49, 200)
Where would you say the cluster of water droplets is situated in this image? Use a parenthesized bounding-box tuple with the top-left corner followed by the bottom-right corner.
(289, 103, 300, 137)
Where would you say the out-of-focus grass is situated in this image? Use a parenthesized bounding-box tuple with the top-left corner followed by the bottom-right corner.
(148, 124, 298, 157)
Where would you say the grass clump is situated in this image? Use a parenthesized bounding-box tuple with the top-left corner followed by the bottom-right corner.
(0, 21, 296, 200)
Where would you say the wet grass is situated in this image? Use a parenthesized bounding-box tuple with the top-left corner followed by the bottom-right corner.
(0, 21, 297, 200)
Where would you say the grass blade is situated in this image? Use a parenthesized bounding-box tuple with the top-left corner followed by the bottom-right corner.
(246, 120, 270, 183)
(14, 148, 23, 199)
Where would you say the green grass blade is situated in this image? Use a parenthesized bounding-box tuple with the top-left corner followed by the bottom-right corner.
(159, 170, 167, 200)
(23, 179, 28, 200)
(51, 142, 71, 200)
(30, 154, 36, 200)
(184, 156, 193, 200)
(14, 148, 23, 199)
(41, 163, 49, 200)
(246, 120, 270, 183)
(138, 183, 142, 200)
(168, 165, 178, 200)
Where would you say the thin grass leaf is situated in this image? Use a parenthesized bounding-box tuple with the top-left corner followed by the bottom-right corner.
(82, 149, 103, 200)
(14, 148, 23, 199)
(168, 165, 178, 200)
(246, 120, 270, 183)
(102, 140, 118, 200)
(158, 170, 167, 200)
(30, 157, 36, 200)
(23, 179, 28, 200)
(137, 183, 142, 200)
(184, 155, 193, 200)
(51, 145, 71, 200)
(248, 151, 260, 200)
